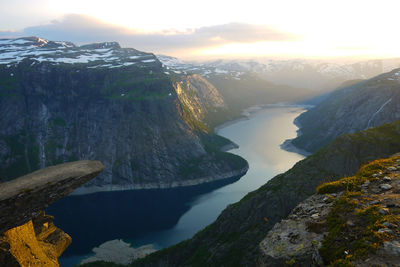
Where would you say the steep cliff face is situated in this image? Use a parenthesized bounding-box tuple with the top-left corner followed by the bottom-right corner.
(0, 37, 248, 193)
(291, 68, 400, 153)
(174, 74, 225, 120)
(129, 121, 400, 266)
(0, 160, 105, 266)
(258, 155, 400, 266)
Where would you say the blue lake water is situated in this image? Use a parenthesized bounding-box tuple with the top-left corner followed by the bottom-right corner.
(47, 106, 306, 266)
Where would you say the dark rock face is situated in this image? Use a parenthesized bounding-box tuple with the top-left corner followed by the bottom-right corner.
(0, 160, 104, 233)
(291, 69, 400, 153)
(0, 38, 248, 193)
(132, 120, 400, 267)
(257, 194, 332, 267)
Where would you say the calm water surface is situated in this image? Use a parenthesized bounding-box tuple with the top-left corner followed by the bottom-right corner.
(131, 106, 306, 246)
(51, 106, 306, 266)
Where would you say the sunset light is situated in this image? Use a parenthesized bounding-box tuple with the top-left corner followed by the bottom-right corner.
(2, 0, 400, 59)
(2, 1, 400, 266)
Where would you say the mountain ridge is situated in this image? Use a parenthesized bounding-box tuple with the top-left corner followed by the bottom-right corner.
(291, 68, 400, 153)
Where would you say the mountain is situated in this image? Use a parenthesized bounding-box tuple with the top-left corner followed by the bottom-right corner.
(256, 58, 400, 91)
(99, 120, 400, 267)
(173, 74, 229, 127)
(158, 55, 400, 92)
(158, 55, 317, 116)
(291, 68, 400, 153)
(0, 37, 248, 194)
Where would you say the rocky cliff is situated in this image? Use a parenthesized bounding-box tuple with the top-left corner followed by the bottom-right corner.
(122, 120, 400, 267)
(0, 160, 104, 266)
(258, 155, 400, 266)
(174, 74, 226, 123)
(291, 68, 400, 153)
(0, 37, 248, 194)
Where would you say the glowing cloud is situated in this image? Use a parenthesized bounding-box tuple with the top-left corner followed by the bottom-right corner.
(16, 14, 298, 57)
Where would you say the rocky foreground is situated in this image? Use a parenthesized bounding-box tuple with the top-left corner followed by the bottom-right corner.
(0, 161, 104, 266)
(259, 155, 400, 266)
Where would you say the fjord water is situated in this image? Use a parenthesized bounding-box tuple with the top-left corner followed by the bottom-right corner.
(48, 106, 306, 266)
(130, 106, 306, 246)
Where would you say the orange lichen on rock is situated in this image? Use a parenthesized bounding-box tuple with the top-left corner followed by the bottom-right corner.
(2, 213, 71, 267)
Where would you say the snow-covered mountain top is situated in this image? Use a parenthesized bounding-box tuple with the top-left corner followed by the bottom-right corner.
(0, 37, 159, 68)
(157, 54, 245, 79)
(157, 54, 400, 90)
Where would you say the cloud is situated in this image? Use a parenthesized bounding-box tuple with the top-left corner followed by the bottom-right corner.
(2, 14, 299, 55)
(0, 30, 21, 39)
(334, 46, 371, 51)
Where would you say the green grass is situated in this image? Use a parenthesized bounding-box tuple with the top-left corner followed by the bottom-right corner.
(179, 156, 205, 178)
(317, 156, 398, 194)
(318, 155, 400, 266)
(103, 68, 172, 101)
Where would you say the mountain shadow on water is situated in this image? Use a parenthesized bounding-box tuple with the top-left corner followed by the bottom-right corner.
(46, 175, 242, 257)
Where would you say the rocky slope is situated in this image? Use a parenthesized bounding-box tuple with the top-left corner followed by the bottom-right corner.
(173, 74, 228, 127)
(291, 68, 400, 153)
(0, 160, 105, 266)
(106, 120, 400, 267)
(259, 155, 400, 266)
(0, 37, 248, 194)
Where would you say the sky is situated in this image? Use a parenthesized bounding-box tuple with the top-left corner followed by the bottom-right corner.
(1, 0, 400, 60)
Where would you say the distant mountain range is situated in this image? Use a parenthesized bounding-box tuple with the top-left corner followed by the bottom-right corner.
(158, 55, 317, 115)
(158, 55, 400, 91)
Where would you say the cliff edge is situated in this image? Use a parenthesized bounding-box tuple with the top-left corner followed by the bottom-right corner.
(0, 160, 104, 266)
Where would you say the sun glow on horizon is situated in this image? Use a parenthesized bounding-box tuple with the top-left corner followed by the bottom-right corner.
(2, 0, 400, 59)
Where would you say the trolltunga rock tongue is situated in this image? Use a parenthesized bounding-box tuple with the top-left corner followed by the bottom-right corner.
(0, 160, 104, 233)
